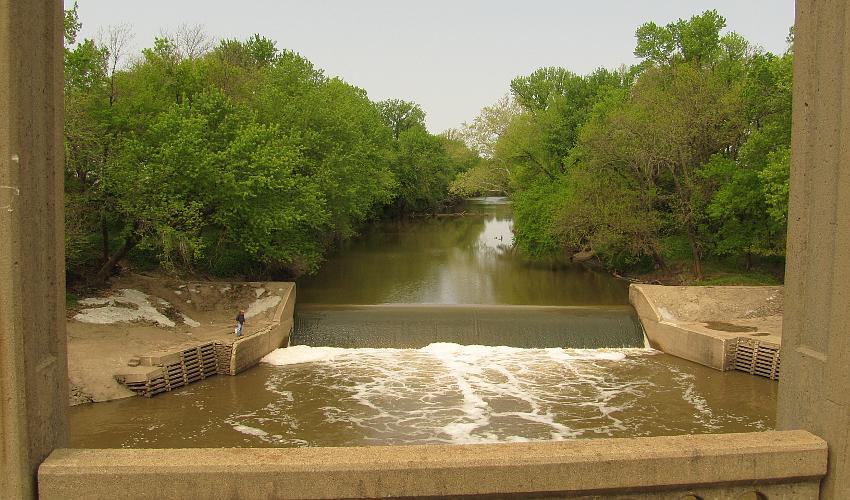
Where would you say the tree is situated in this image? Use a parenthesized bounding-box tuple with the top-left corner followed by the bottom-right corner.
(213, 121, 329, 274)
(376, 99, 426, 140)
(460, 93, 521, 159)
(63, 3, 115, 279)
(64, 2, 81, 46)
(98, 24, 134, 106)
(494, 10, 779, 279)
(64, 15, 451, 282)
(579, 63, 746, 278)
(702, 50, 793, 267)
(635, 10, 728, 66)
(245, 34, 279, 67)
(390, 126, 456, 212)
(169, 23, 214, 61)
(510, 67, 576, 111)
(449, 162, 508, 197)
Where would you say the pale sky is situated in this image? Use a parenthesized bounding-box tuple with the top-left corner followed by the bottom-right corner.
(68, 1, 796, 133)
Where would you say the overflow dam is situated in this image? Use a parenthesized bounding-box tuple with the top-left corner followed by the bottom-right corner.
(69, 198, 778, 449)
(293, 303, 645, 349)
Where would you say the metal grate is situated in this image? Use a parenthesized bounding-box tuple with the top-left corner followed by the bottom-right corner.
(121, 342, 221, 397)
(734, 338, 780, 381)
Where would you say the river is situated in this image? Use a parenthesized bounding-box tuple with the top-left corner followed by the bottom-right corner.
(69, 197, 776, 448)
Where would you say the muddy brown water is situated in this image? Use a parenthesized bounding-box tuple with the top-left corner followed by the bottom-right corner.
(69, 198, 776, 448)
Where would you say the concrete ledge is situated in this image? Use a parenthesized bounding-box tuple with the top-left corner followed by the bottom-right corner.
(630, 285, 782, 372)
(639, 315, 732, 369)
(38, 431, 826, 499)
(228, 318, 294, 375)
(111, 284, 295, 395)
(226, 284, 295, 375)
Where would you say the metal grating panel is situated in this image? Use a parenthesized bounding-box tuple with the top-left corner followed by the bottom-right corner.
(117, 341, 221, 397)
(734, 338, 780, 380)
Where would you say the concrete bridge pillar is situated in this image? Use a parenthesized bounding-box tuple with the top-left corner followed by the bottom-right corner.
(0, 1, 68, 498)
(777, 0, 850, 499)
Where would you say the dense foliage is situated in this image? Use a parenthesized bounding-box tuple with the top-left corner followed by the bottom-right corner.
(460, 10, 792, 279)
(65, 6, 791, 285)
(63, 5, 475, 284)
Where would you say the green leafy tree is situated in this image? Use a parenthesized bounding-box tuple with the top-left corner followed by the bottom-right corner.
(65, 18, 455, 282)
(579, 63, 746, 278)
(635, 10, 729, 66)
(702, 50, 793, 266)
(376, 99, 427, 140)
(390, 127, 457, 212)
(495, 9, 788, 280)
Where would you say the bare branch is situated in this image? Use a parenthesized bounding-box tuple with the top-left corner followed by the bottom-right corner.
(98, 23, 134, 76)
(171, 23, 214, 60)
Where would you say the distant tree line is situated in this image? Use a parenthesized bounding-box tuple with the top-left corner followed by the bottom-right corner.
(454, 10, 792, 280)
(63, 4, 478, 285)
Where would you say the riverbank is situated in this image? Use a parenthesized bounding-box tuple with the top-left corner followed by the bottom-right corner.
(607, 258, 783, 287)
(66, 273, 292, 405)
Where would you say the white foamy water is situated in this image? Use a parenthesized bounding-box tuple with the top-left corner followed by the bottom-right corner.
(232, 424, 269, 437)
(69, 343, 776, 449)
(262, 343, 628, 366)
(246, 344, 666, 445)
(262, 345, 361, 365)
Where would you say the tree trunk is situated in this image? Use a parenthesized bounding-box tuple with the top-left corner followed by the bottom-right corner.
(101, 217, 110, 263)
(686, 228, 703, 280)
(92, 234, 137, 286)
(745, 252, 753, 272)
(651, 248, 665, 270)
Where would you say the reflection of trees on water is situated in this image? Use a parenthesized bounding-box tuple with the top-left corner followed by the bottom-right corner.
(297, 200, 629, 305)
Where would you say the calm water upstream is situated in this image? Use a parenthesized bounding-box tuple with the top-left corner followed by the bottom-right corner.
(296, 197, 626, 306)
(70, 198, 777, 448)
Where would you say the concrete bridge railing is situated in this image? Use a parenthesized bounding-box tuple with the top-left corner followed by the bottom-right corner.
(38, 431, 825, 499)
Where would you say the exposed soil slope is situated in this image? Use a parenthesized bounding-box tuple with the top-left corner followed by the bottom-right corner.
(67, 273, 287, 405)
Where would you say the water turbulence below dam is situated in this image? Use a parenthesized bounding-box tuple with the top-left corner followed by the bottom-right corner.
(70, 345, 776, 448)
(69, 198, 777, 448)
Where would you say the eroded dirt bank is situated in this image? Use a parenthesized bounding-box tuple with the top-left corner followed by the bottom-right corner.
(67, 273, 287, 405)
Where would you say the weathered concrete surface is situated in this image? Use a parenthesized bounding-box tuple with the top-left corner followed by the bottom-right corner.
(68, 279, 294, 404)
(778, 1, 850, 499)
(38, 431, 826, 499)
(0, 1, 67, 498)
(227, 283, 294, 375)
(112, 283, 295, 392)
(630, 285, 782, 371)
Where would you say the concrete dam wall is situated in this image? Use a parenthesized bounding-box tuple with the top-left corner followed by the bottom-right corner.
(293, 304, 644, 349)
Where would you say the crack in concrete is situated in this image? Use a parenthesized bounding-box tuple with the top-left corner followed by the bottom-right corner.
(0, 185, 20, 213)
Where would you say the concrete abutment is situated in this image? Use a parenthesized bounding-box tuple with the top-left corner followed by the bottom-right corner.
(630, 284, 783, 380)
(113, 283, 295, 397)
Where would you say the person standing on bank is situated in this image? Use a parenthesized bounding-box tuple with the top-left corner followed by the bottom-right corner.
(235, 309, 246, 337)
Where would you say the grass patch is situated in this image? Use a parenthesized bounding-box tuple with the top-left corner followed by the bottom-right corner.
(65, 292, 80, 310)
(631, 256, 783, 286)
(695, 272, 781, 286)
